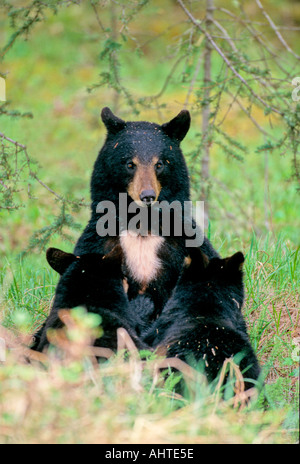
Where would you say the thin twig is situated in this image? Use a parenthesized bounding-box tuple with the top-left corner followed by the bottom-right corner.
(177, 0, 283, 116)
(255, 0, 300, 60)
(0, 132, 88, 206)
(215, 81, 242, 128)
(222, 90, 276, 140)
(148, 54, 186, 102)
(90, 1, 107, 34)
(0, 179, 9, 190)
(184, 50, 203, 109)
(216, 8, 300, 31)
(212, 17, 285, 105)
(0, 132, 26, 150)
(238, 3, 295, 78)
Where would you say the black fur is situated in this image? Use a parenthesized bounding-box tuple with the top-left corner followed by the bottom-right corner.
(143, 248, 261, 389)
(31, 109, 259, 392)
(32, 247, 148, 353)
(74, 108, 218, 314)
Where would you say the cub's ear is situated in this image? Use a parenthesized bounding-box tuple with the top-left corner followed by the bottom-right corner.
(182, 247, 209, 281)
(101, 107, 126, 134)
(46, 248, 77, 275)
(161, 110, 191, 142)
(102, 244, 123, 269)
(223, 251, 245, 272)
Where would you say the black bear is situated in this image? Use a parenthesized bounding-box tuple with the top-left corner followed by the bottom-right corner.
(32, 247, 148, 353)
(142, 248, 261, 390)
(74, 108, 219, 316)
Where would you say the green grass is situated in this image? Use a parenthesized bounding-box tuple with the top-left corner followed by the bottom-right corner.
(0, 339, 292, 444)
(0, 232, 298, 444)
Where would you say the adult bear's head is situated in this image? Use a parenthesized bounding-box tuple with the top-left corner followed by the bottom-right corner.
(91, 108, 191, 206)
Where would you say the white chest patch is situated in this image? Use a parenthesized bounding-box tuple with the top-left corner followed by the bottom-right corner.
(120, 231, 164, 285)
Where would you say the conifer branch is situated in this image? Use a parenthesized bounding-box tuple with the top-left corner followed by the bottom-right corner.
(177, 0, 283, 116)
(255, 0, 300, 61)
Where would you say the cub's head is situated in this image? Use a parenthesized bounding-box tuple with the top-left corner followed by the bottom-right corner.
(46, 246, 123, 276)
(182, 247, 245, 287)
(46, 247, 124, 308)
(92, 107, 191, 205)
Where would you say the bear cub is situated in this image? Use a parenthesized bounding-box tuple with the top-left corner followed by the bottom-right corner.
(143, 247, 261, 390)
(32, 247, 147, 354)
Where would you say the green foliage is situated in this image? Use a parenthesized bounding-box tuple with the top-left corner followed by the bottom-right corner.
(0, 0, 299, 444)
(0, 0, 299, 251)
(0, 227, 299, 443)
(21, 203, 83, 255)
(0, 134, 34, 211)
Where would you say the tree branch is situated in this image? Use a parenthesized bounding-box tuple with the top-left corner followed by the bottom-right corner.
(0, 132, 88, 206)
(177, 0, 283, 116)
(255, 0, 300, 61)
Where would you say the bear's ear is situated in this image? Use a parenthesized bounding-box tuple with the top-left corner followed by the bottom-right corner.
(101, 107, 126, 134)
(223, 251, 245, 272)
(102, 244, 123, 269)
(182, 247, 209, 281)
(46, 248, 77, 275)
(161, 110, 191, 142)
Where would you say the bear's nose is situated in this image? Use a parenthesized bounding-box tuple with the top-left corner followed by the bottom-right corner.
(140, 189, 156, 206)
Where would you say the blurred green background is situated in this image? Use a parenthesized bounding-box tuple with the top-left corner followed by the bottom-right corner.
(0, 0, 299, 259)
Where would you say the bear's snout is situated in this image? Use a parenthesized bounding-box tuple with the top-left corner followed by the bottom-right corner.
(140, 189, 156, 206)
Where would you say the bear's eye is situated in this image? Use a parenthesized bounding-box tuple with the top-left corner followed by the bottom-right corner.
(155, 160, 164, 174)
(126, 161, 136, 173)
